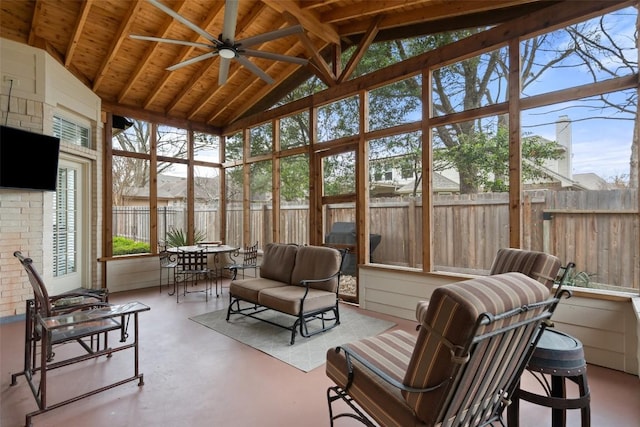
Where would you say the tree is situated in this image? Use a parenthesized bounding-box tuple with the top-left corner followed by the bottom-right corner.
(562, 8, 638, 188)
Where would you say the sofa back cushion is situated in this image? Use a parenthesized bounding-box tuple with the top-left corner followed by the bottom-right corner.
(259, 243, 298, 284)
(489, 248, 561, 290)
(290, 245, 341, 291)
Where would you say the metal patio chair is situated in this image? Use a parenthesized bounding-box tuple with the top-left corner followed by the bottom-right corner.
(326, 272, 567, 427)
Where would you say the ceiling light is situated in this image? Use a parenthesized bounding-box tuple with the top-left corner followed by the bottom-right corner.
(219, 48, 235, 59)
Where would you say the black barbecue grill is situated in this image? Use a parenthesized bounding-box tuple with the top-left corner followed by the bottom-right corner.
(325, 222, 381, 276)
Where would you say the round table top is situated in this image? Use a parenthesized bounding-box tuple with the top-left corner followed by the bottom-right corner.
(168, 244, 239, 254)
(527, 328, 586, 375)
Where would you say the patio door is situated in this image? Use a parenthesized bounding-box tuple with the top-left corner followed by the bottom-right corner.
(50, 157, 89, 294)
(316, 147, 360, 303)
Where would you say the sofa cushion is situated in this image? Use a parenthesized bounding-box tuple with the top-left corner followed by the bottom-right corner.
(258, 243, 298, 284)
(229, 278, 288, 304)
(290, 245, 341, 291)
(258, 286, 336, 316)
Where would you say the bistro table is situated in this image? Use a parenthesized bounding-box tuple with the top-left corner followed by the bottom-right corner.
(168, 244, 240, 298)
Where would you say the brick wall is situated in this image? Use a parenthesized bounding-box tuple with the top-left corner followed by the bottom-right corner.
(0, 97, 47, 317)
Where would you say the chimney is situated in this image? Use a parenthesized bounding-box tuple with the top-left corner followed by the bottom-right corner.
(556, 115, 572, 178)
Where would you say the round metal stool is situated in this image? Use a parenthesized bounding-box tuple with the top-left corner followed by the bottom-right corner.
(507, 328, 591, 426)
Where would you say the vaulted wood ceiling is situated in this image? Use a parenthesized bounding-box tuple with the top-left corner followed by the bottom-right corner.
(0, 0, 557, 132)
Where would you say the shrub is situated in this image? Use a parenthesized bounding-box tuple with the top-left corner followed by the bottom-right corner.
(113, 236, 150, 255)
(164, 227, 205, 247)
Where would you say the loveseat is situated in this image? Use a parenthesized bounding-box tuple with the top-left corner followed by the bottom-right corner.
(226, 243, 343, 344)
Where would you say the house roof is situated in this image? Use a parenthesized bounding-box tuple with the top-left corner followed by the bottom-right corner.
(0, 0, 555, 131)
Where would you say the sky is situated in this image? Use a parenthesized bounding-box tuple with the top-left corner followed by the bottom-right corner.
(520, 7, 637, 181)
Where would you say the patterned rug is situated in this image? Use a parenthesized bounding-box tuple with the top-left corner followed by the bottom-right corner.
(190, 304, 396, 372)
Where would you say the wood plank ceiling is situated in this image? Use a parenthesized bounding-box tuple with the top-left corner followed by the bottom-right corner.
(0, 0, 555, 132)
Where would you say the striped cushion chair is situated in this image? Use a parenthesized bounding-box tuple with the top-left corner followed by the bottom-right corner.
(489, 248, 562, 291)
(326, 272, 560, 427)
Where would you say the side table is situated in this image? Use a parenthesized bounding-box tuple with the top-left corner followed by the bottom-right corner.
(507, 328, 591, 426)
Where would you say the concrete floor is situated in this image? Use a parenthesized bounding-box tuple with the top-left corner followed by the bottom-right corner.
(1, 281, 638, 427)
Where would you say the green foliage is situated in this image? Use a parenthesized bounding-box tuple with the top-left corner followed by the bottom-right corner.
(434, 124, 563, 192)
(566, 270, 593, 288)
(112, 236, 150, 255)
(164, 227, 205, 247)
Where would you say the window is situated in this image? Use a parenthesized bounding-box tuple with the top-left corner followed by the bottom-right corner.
(53, 167, 77, 276)
(317, 96, 360, 142)
(53, 116, 90, 148)
(249, 123, 272, 157)
(280, 154, 309, 245)
(432, 47, 508, 117)
(368, 132, 423, 268)
(369, 75, 422, 131)
(280, 112, 310, 150)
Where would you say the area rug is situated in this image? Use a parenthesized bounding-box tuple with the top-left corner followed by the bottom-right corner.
(189, 304, 396, 372)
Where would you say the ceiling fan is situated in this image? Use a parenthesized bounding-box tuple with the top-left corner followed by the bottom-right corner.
(130, 0, 308, 85)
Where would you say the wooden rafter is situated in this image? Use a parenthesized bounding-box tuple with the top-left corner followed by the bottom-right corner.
(65, 0, 93, 67)
(92, 1, 141, 91)
(262, 0, 341, 46)
(27, 0, 42, 46)
(338, 15, 382, 84)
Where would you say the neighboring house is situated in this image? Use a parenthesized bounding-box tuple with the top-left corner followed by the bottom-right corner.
(121, 174, 219, 206)
(370, 115, 611, 196)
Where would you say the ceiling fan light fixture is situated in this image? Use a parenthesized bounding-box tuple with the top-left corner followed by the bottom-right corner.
(219, 47, 235, 59)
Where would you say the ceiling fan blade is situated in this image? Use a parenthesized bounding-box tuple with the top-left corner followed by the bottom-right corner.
(218, 57, 231, 85)
(237, 25, 304, 48)
(147, 0, 220, 45)
(235, 55, 275, 84)
(167, 52, 218, 71)
(130, 34, 215, 50)
(241, 49, 308, 65)
(221, 0, 240, 44)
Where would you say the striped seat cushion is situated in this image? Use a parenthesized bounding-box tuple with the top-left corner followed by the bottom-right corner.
(326, 329, 420, 427)
(489, 248, 561, 289)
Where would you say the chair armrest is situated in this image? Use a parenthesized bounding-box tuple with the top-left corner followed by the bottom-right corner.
(298, 270, 341, 298)
(298, 270, 340, 287)
(333, 345, 449, 394)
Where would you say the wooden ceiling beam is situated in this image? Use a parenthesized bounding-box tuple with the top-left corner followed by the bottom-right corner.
(64, 0, 93, 67)
(338, 15, 382, 84)
(261, 0, 341, 46)
(279, 11, 335, 87)
(338, 0, 543, 36)
(27, 0, 43, 46)
(319, 0, 433, 24)
(102, 100, 220, 134)
(91, 1, 141, 92)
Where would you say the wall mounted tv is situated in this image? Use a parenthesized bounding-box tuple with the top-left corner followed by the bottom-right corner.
(0, 125, 60, 191)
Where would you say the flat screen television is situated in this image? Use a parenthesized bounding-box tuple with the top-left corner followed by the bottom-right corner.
(0, 125, 60, 191)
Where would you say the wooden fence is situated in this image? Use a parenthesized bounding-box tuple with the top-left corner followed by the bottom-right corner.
(113, 189, 639, 291)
